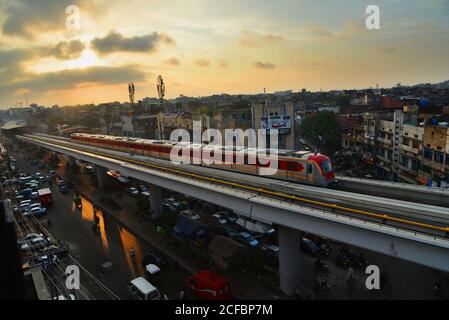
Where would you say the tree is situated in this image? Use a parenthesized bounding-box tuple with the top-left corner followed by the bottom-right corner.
(335, 95, 351, 107)
(298, 111, 342, 154)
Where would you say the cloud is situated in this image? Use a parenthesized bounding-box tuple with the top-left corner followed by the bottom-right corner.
(0, 65, 146, 96)
(253, 61, 275, 69)
(306, 24, 334, 37)
(194, 58, 210, 67)
(48, 40, 85, 60)
(163, 57, 180, 66)
(91, 31, 174, 55)
(237, 30, 285, 48)
(1, 0, 102, 39)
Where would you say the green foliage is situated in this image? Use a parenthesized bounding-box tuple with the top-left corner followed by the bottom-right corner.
(335, 95, 351, 106)
(199, 106, 214, 117)
(299, 111, 342, 153)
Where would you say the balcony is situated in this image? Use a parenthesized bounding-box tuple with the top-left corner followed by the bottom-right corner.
(397, 164, 417, 176)
(376, 137, 392, 146)
(399, 144, 419, 155)
(376, 154, 391, 164)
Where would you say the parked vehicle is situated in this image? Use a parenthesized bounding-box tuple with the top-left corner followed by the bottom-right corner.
(262, 244, 279, 257)
(186, 270, 232, 300)
(137, 185, 150, 196)
(236, 232, 259, 248)
(180, 209, 201, 220)
(141, 253, 168, 269)
(25, 206, 47, 217)
(144, 264, 161, 283)
(127, 187, 139, 197)
(163, 198, 182, 212)
(300, 237, 321, 257)
(38, 188, 53, 206)
(127, 277, 161, 300)
(212, 213, 228, 225)
(222, 211, 239, 224)
(220, 225, 238, 239)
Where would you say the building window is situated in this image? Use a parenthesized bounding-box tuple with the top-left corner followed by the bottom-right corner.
(435, 151, 444, 163)
(411, 159, 418, 171)
(402, 137, 409, 146)
(387, 150, 393, 160)
(424, 148, 433, 160)
(402, 156, 409, 168)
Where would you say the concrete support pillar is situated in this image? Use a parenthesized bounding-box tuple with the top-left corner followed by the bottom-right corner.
(278, 225, 301, 296)
(68, 156, 77, 168)
(149, 184, 162, 219)
(95, 166, 107, 189)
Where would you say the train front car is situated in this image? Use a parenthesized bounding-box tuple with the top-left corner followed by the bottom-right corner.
(308, 153, 336, 187)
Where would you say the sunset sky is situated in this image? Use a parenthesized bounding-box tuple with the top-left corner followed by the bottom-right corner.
(0, 0, 448, 107)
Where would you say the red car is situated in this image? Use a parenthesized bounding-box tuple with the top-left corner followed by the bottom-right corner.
(186, 270, 232, 300)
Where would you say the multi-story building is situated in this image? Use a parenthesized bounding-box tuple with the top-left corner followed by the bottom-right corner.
(252, 99, 295, 149)
(418, 124, 449, 185)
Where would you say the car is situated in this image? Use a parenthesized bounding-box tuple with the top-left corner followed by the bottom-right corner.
(18, 233, 44, 246)
(49, 170, 56, 177)
(29, 203, 42, 210)
(141, 253, 168, 269)
(30, 192, 39, 200)
(180, 210, 201, 220)
(21, 237, 50, 251)
(138, 185, 150, 196)
(163, 198, 181, 212)
(19, 188, 33, 196)
(236, 232, 259, 248)
(25, 206, 47, 217)
(19, 203, 31, 213)
(53, 294, 76, 300)
(220, 225, 238, 239)
(262, 244, 279, 257)
(212, 213, 228, 225)
(300, 237, 322, 257)
(32, 254, 57, 268)
(222, 211, 239, 224)
(84, 165, 94, 173)
(127, 187, 139, 197)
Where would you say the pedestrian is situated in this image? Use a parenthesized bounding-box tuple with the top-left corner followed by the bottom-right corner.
(47, 219, 52, 227)
(347, 267, 354, 288)
(179, 289, 185, 301)
(128, 247, 136, 263)
(94, 215, 100, 227)
(163, 294, 169, 300)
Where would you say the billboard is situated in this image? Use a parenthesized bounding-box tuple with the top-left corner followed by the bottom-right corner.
(260, 115, 291, 130)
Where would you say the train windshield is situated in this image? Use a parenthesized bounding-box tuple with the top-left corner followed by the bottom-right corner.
(320, 160, 333, 173)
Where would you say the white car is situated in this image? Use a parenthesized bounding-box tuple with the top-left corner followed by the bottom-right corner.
(21, 237, 49, 251)
(18, 233, 44, 246)
(127, 187, 139, 197)
(180, 210, 200, 220)
(212, 213, 228, 225)
(25, 206, 47, 217)
(262, 244, 279, 257)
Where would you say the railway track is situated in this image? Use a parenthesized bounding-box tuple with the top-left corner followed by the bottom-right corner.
(19, 134, 449, 238)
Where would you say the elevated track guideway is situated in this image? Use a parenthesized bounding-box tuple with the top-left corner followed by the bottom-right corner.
(17, 134, 449, 279)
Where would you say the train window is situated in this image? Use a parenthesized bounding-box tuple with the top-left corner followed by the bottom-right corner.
(308, 164, 313, 174)
(287, 162, 298, 171)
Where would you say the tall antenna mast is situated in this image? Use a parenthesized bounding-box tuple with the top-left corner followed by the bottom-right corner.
(128, 83, 135, 115)
(157, 75, 165, 106)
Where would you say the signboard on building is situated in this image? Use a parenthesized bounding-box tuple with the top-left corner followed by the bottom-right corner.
(260, 115, 291, 130)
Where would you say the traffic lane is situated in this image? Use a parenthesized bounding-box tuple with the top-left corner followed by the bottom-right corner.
(11, 146, 190, 300)
(44, 187, 191, 299)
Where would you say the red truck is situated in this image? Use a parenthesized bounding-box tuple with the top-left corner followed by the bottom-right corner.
(38, 188, 53, 207)
(186, 270, 232, 300)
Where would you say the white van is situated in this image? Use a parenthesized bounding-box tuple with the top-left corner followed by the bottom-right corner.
(126, 277, 161, 300)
